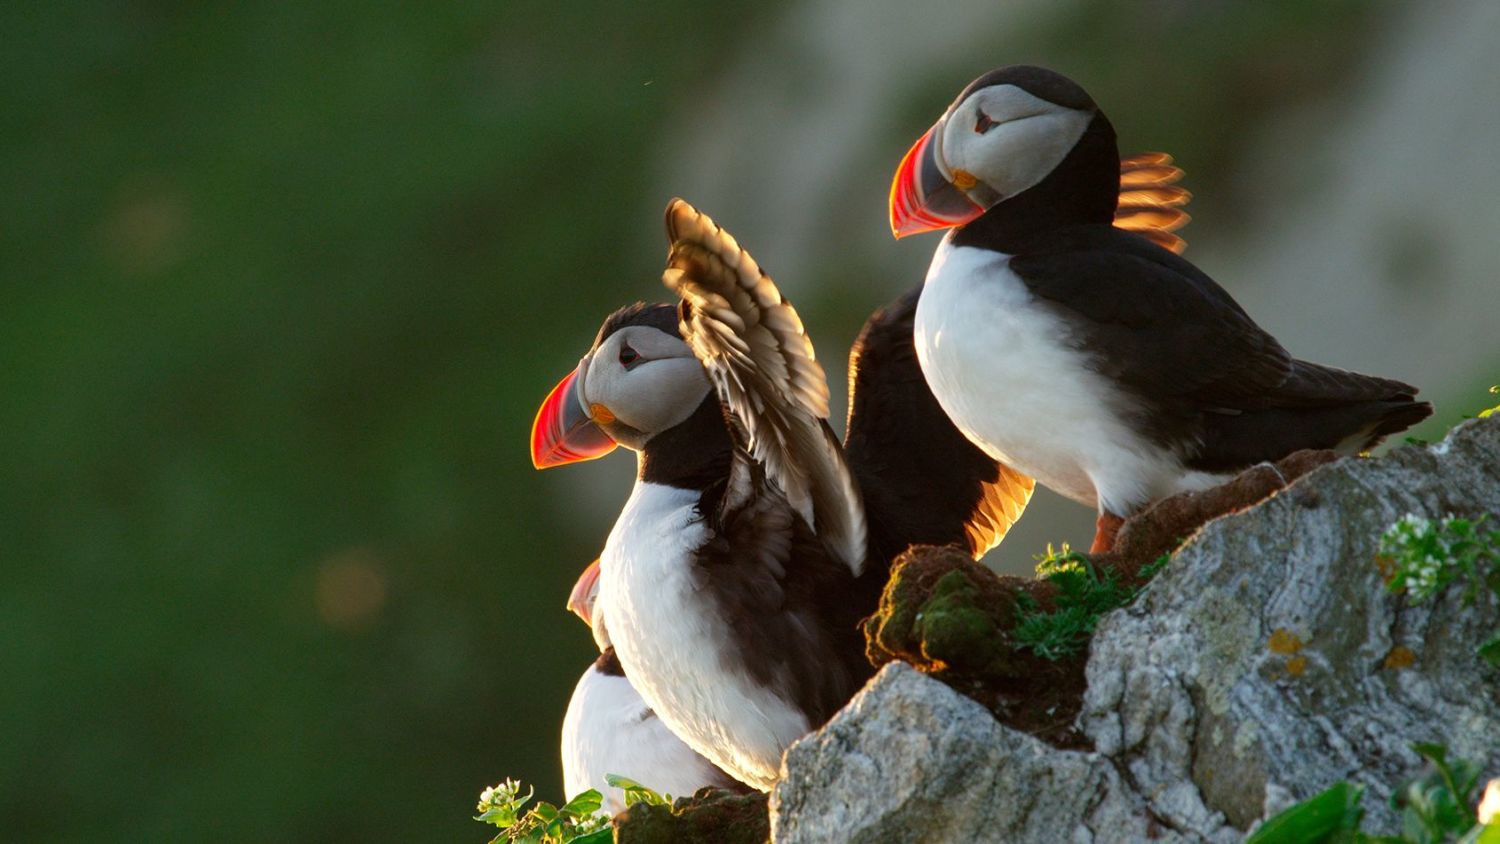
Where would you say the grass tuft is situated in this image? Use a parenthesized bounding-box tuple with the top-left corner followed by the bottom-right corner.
(1012, 545, 1170, 661)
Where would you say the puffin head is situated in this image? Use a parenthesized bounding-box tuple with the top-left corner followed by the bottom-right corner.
(890, 66, 1111, 238)
(531, 302, 711, 468)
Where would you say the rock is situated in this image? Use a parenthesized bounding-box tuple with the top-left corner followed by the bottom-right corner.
(1083, 417, 1500, 836)
(772, 417, 1500, 842)
(1095, 448, 1340, 572)
(771, 662, 1179, 844)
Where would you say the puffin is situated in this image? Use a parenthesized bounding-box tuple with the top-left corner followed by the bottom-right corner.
(889, 65, 1432, 552)
(559, 559, 737, 813)
(531, 175, 1197, 788)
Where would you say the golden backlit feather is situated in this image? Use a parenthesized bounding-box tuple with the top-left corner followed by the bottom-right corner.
(1116, 152, 1192, 254)
(963, 464, 1036, 558)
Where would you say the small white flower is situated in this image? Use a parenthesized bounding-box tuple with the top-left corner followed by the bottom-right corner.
(1479, 779, 1500, 825)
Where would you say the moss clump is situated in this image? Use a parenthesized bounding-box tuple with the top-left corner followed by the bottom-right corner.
(612, 787, 767, 844)
(863, 545, 1039, 680)
(861, 545, 1091, 746)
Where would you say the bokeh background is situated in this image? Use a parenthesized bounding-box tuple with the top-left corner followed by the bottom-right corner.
(5, 1, 1497, 840)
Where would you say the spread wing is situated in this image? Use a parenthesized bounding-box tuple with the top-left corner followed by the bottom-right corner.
(1115, 152, 1191, 254)
(843, 289, 1034, 561)
(661, 198, 867, 575)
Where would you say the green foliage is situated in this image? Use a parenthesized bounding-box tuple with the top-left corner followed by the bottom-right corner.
(1385, 744, 1488, 844)
(1380, 514, 1500, 665)
(605, 774, 672, 808)
(1247, 745, 1500, 844)
(1012, 545, 1168, 660)
(1246, 781, 1365, 844)
(1381, 514, 1500, 603)
(474, 779, 610, 844)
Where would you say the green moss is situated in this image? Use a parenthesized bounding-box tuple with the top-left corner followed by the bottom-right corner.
(863, 546, 1029, 679)
(912, 570, 1013, 675)
(613, 788, 768, 844)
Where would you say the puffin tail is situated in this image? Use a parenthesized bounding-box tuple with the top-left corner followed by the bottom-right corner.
(1194, 358, 1433, 471)
(1267, 359, 1433, 453)
(1338, 397, 1434, 454)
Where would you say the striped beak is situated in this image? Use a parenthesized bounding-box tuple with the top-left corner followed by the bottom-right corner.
(889, 119, 986, 238)
(530, 361, 617, 469)
(567, 559, 602, 625)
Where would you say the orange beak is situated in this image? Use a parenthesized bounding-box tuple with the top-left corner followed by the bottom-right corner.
(889, 120, 986, 238)
(567, 559, 602, 625)
(530, 362, 617, 469)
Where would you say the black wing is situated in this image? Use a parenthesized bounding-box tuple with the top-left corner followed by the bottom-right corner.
(693, 477, 878, 728)
(1011, 226, 1298, 409)
(1010, 226, 1428, 463)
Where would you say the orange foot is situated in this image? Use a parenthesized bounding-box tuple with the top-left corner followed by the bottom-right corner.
(1091, 512, 1125, 554)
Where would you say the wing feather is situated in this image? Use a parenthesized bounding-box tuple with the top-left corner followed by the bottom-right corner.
(661, 199, 867, 574)
(1115, 152, 1192, 254)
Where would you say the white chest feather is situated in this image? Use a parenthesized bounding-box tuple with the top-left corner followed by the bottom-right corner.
(597, 482, 809, 791)
(914, 240, 1223, 515)
(560, 665, 728, 814)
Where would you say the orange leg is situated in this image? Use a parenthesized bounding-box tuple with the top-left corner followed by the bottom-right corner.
(1091, 512, 1125, 554)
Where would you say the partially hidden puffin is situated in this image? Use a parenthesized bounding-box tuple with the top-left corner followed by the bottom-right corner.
(532, 173, 1198, 788)
(889, 65, 1431, 552)
(559, 559, 737, 813)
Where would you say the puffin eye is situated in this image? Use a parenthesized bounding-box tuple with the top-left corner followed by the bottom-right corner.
(974, 110, 996, 134)
(618, 345, 641, 368)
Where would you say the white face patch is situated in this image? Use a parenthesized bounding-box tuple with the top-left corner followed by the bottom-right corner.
(940, 84, 1093, 202)
(584, 326, 711, 444)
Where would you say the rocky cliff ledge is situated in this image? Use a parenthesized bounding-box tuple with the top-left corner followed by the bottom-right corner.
(770, 417, 1500, 843)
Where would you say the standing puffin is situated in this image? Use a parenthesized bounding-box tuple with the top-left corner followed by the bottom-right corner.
(889, 65, 1432, 552)
(532, 176, 1195, 786)
(559, 559, 737, 813)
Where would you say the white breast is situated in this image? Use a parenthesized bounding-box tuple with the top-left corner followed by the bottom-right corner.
(914, 240, 1223, 516)
(597, 482, 810, 791)
(560, 664, 729, 814)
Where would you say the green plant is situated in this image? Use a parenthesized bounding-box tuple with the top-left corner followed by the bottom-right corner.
(1478, 386, 1500, 419)
(474, 779, 611, 844)
(1379, 513, 1500, 665)
(604, 774, 672, 808)
(1247, 744, 1500, 844)
(1246, 781, 1366, 843)
(1012, 545, 1168, 660)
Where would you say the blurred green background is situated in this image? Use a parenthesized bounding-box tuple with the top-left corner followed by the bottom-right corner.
(4, 1, 1495, 841)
